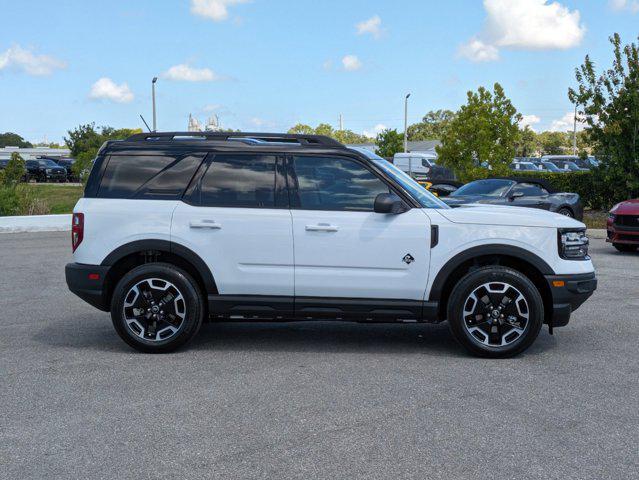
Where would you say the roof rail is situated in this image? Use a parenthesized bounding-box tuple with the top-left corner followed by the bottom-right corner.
(125, 131, 344, 147)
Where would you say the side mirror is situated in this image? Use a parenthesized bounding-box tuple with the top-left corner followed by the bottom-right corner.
(509, 191, 524, 201)
(374, 193, 408, 214)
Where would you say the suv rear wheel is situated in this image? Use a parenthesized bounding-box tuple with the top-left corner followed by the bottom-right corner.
(613, 243, 637, 253)
(447, 266, 544, 358)
(111, 263, 204, 353)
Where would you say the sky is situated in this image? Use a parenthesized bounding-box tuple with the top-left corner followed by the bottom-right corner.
(1, 0, 638, 144)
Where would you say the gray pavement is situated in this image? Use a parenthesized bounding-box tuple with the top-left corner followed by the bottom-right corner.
(1, 232, 637, 480)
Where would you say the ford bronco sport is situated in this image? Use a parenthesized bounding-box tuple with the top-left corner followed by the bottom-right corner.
(65, 132, 597, 357)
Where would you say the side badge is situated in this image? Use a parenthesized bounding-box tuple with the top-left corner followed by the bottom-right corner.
(402, 254, 415, 265)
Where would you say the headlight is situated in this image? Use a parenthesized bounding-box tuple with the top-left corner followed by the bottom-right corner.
(46, 168, 52, 173)
(558, 229, 589, 260)
(608, 213, 616, 221)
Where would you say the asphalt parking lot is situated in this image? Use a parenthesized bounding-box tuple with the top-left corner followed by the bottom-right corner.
(1, 232, 637, 480)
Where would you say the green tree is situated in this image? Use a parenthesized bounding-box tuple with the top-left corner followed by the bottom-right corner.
(288, 124, 315, 135)
(515, 127, 538, 157)
(536, 131, 570, 155)
(2, 152, 26, 187)
(569, 33, 639, 204)
(407, 109, 456, 141)
(288, 123, 372, 144)
(375, 129, 403, 158)
(0, 132, 33, 148)
(436, 83, 522, 180)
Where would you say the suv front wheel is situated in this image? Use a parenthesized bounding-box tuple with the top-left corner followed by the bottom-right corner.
(447, 266, 544, 358)
(111, 263, 204, 353)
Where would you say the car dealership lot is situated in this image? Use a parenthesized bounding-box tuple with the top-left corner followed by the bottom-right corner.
(1, 232, 637, 479)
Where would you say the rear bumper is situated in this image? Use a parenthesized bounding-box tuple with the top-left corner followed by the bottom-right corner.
(545, 272, 597, 327)
(65, 263, 111, 311)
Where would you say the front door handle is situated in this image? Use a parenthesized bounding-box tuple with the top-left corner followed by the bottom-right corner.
(305, 223, 339, 232)
(190, 220, 222, 229)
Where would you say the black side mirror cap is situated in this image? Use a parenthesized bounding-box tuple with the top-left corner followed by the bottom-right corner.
(374, 193, 409, 214)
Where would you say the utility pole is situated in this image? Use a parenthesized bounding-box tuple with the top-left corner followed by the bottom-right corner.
(572, 103, 578, 156)
(152, 77, 158, 132)
(339, 114, 343, 131)
(404, 93, 411, 153)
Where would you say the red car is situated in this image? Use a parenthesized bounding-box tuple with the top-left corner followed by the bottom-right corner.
(607, 199, 639, 252)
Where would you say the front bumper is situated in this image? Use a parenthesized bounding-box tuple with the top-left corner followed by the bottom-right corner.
(606, 224, 639, 245)
(65, 263, 111, 311)
(544, 272, 597, 327)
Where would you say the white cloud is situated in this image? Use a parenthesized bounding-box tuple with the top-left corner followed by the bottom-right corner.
(89, 77, 134, 103)
(190, 0, 249, 22)
(458, 38, 500, 62)
(342, 55, 363, 71)
(363, 123, 387, 138)
(549, 111, 586, 132)
(520, 114, 541, 130)
(609, 0, 639, 12)
(162, 64, 220, 82)
(459, 0, 586, 62)
(0, 45, 66, 76)
(356, 15, 383, 39)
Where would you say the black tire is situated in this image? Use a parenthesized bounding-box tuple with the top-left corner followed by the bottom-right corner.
(557, 207, 574, 218)
(447, 266, 544, 358)
(110, 263, 204, 353)
(613, 243, 637, 253)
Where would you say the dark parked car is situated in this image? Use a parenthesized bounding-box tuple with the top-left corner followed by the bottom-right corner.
(442, 178, 584, 220)
(425, 180, 463, 197)
(25, 159, 67, 182)
(541, 156, 589, 172)
(51, 158, 77, 182)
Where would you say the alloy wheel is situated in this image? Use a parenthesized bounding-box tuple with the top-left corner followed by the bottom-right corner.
(122, 278, 186, 342)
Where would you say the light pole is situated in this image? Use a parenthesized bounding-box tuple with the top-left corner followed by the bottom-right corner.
(152, 77, 158, 132)
(572, 103, 577, 156)
(404, 93, 411, 153)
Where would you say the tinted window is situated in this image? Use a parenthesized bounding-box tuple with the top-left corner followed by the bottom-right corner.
(293, 156, 389, 211)
(511, 183, 548, 196)
(99, 155, 200, 199)
(451, 179, 514, 197)
(199, 154, 277, 208)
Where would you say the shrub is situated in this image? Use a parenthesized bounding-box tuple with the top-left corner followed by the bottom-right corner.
(3, 152, 26, 187)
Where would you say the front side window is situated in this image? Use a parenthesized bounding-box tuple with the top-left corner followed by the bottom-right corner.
(293, 156, 389, 211)
(199, 154, 277, 208)
(452, 179, 514, 197)
(511, 183, 549, 196)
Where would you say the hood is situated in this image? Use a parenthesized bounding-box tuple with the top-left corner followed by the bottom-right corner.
(437, 204, 585, 229)
(612, 199, 639, 215)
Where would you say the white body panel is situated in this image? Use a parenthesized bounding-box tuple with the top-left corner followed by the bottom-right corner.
(73, 198, 178, 265)
(291, 209, 431, 300)
(170, 203, 294, 296)
(392, 153, 436, 176)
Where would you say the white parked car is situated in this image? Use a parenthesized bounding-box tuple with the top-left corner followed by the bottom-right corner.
(66, 132, 597, 357)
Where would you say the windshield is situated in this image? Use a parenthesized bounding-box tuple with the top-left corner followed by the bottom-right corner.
(542, 162, 560, 172)
(349, 148, 448, 209)
(565, 162, 581, 171)
(39, 159, 60, 167)
(451, 179, 514, 197)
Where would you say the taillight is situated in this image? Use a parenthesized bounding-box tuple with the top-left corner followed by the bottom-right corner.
(72, 213, 84, 252)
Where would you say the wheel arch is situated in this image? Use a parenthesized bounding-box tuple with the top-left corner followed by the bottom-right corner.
(429, 245, 554, 322)
(101, 240, 217, 309)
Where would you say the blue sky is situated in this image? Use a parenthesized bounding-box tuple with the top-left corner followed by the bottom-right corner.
(1, 0, 638, 143)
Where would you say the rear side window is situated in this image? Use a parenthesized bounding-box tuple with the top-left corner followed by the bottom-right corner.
(199, 154, 278, 208)
(98, 154, 203, 199)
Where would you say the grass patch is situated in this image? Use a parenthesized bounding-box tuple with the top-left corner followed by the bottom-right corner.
(27, 184, 83, 214)
(583, 210, 608, 230)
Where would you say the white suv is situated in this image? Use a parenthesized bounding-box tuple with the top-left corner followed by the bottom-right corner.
(66, 132, 597, 357)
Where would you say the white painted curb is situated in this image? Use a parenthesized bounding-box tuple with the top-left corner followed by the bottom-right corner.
(0, 214, 71, 233)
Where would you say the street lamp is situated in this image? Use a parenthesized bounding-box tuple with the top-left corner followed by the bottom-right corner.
(404, 93, 411, 153)
(152, 77, 158, 132)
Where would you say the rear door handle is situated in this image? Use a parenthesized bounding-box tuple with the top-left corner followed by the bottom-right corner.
(190, 220, 222, 229)
(305, 223, 339, 232)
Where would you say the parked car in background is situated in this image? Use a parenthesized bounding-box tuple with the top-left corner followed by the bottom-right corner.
(607, 199, 639, 252)
(542, 155, 589, 172)
(424, 180, 463, 197)
(52, 158, 77, 182)
(442, 178, 584, 220)
(534, 161, 563, 173)
(392, 152, 456, 181)
(509, 161, 539, 172)
(25, 158, 67, 182)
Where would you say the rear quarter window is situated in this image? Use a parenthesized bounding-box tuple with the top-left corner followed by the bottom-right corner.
(97, 154, 204, 199)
